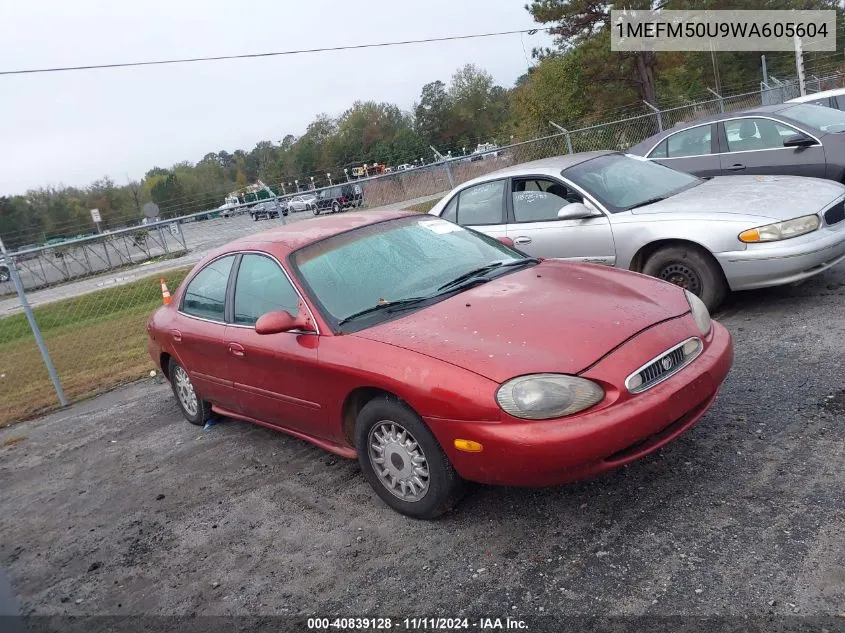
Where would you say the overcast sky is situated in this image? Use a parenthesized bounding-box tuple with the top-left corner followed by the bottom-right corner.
(0, 1, 554, 196)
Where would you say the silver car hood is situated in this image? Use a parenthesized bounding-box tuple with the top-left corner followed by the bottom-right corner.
(632, 175, 845, 221)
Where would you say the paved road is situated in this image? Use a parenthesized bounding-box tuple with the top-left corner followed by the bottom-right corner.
(1, 266, 843, 629)
(0, 193, 445, 316)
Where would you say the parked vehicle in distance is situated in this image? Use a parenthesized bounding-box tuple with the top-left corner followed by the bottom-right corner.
(396, 163, 414, 172)
(250, 200, 284, 221)
(196, 210, 221, 221)
(351, 163, 386, 178)
(428, 151, 845, 310)
(147, 210, 733, 518)
(287, 194, 317, 213)
(470, 142, 502, 161)
(12, 244, 41, 263)
(628, 103, 845, 182)
(347, 183, 364, 207)
(314, 184, 362, 215)
(786, 87, 845, 111)
(220, 194, 241, 217)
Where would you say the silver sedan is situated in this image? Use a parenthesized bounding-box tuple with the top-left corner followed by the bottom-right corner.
(428, 151, 845, 309)
(288, 194, 317, 212)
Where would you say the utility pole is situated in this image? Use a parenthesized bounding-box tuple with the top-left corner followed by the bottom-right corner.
(795, 35, 806, 96)
(710, 42, 721, 95)
(761, 54, 768, 85)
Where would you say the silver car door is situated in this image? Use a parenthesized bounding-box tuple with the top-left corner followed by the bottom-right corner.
(505, 177, 615, 265)
(449, 179, 508, 241)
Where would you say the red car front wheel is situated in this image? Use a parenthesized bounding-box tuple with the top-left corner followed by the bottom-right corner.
(355, 397, 465, 519)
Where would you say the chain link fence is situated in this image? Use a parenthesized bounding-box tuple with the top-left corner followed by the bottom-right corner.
(3, 72, 844, 425)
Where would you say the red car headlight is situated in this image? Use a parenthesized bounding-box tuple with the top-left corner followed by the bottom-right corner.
(496, 374, 604, 420)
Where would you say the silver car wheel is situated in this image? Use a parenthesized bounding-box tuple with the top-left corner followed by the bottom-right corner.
(173, 365, 198, 417)
(657, 262, 702, 296)
(368, 421, 430, 502)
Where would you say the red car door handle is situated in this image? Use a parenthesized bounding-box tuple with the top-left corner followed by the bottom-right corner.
(170, 329, 182, 342)
(228, 343, 245, 357)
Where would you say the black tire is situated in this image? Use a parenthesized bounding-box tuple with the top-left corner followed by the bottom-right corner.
(642, 245, 726, 311)
(168, 358, 213, 426)
(0, 267, 9, 283)
(332, 201, 341, 213)
(252, 214, 258, 222)
(313, 207, 321, 216)
(355, 397, 465, 519)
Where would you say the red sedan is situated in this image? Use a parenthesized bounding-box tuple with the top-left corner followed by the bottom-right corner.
(147, 210, 733, 519)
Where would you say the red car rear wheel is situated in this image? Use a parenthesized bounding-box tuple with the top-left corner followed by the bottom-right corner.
(168, 358, 213, 426)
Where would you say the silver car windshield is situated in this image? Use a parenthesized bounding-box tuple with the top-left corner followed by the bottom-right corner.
(779, 103, 845, 133)
(563, 154, 702, 213)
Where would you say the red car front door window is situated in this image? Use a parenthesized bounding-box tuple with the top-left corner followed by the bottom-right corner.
(225, 253, 329, 434)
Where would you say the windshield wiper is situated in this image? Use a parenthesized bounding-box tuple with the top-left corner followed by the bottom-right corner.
(338, 259, 540, 325)
(627, 196, 667, 210)
(337, 297, 429, 325)
(436, 258, 539, 292)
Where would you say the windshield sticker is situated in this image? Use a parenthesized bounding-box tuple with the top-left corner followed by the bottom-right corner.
(419, 219, 463, 234)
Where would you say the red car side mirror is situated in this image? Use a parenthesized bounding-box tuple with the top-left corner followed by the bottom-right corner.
(497, 236, 515, 248)
(255, 310, 312, 335)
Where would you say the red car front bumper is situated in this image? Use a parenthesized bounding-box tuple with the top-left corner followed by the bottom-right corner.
(425, 319, 733, 487)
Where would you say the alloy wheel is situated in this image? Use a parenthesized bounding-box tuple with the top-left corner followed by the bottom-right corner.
(368, 421, 430, 502)
(173, 365, 198, 417)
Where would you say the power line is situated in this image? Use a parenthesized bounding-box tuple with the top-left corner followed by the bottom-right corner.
(0, 28, 546, 76)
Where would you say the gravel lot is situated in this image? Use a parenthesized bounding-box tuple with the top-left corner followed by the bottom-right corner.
(1, 264, 844, 629)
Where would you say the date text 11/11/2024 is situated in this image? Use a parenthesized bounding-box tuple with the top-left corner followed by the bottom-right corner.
(306, 617, 529, 630)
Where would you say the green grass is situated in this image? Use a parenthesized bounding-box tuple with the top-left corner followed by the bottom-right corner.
(405, 198, 442, 214)
(0, 267, 192, 425)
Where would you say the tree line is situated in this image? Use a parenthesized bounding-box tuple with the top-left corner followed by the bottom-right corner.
(1, 0, 841, 249)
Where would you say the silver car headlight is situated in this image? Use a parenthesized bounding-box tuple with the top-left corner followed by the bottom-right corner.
(685, 289, 711, 336)
(738, 214, 820, 243)
(496, 374, 604, 420)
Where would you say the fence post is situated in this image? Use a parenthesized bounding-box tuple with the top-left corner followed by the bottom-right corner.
(0, 237, 68, 408)
(643, 101, 663, 132)
(549, 121, 574, 153)
(443, 159, 456, 189)
(706, 88, 724, 112)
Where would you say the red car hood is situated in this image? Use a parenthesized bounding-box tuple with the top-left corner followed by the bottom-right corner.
(352, 260, 691, 382)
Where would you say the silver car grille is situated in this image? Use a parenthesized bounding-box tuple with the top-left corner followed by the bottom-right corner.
(625, 337, 702, 394)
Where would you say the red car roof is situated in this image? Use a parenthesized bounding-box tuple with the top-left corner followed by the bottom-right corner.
(210, 209, 416, 259)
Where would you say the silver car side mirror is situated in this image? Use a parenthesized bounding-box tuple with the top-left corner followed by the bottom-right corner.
(557, 202, 600, 220)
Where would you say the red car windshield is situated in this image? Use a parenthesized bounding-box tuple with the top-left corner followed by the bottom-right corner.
(291, 216, 528, 327)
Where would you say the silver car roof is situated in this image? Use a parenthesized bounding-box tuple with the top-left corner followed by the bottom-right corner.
(456, 150, 617, 188)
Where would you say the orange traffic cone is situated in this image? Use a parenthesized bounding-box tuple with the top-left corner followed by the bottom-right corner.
(160, 278, 172, 305)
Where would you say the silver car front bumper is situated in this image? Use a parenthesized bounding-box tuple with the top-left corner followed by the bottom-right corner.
(716, 223, 845, 291)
